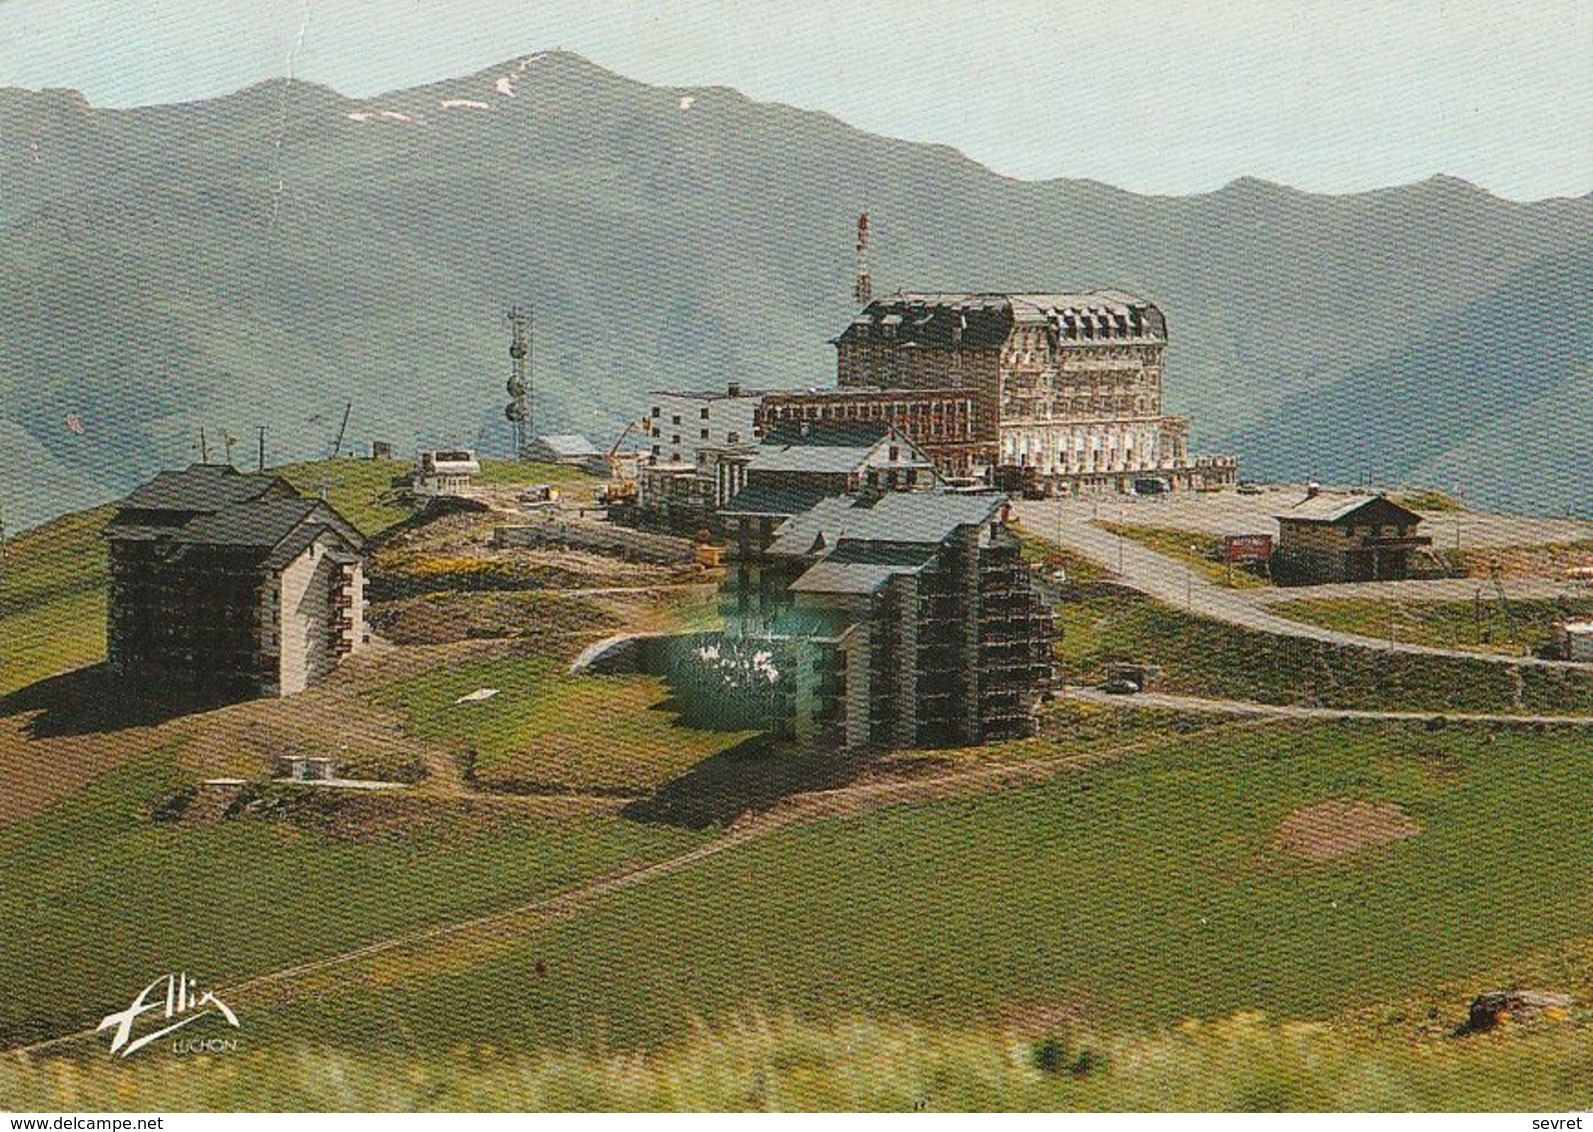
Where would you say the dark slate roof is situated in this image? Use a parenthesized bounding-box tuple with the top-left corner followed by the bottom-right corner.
(787, 560, 912, 596)
(834, 291, 1165, 348)
(118, 464, 294, 512)
(781, 495, 1000, 596)
(744, 445, 875, 476)
(766, 491, 1004, 558)
(718, 480, 839, 518)
(745, 423, 935, 477)
(175, 498, 322, 547)
(106, 465, 365, 568)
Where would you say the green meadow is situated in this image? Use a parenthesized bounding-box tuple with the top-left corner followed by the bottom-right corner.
(239, 721, 1593, 1053)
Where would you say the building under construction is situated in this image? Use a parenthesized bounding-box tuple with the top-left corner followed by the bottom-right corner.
(722, 490, 1054, 747)
(103, 464, 367, 698)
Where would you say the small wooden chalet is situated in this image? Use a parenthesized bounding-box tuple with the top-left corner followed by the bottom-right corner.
(1274, 492, 1431, 584)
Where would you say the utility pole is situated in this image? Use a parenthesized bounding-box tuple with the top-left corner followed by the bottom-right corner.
(222, 432, 238, 467)
(329, 401, 352, 460)
(199, 427, 210, 464)
(257, 425, 267, 473)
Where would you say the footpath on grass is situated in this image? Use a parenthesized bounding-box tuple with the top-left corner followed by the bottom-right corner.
(1061, 686, 1593, 726)
(3, 714, 1279, 1058)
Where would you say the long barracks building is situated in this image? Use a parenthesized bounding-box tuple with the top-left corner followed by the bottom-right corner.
(832, 292, 1237, 494)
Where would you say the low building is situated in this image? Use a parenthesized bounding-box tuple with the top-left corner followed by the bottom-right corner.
(526, 434, 604, 470)
(1274, 492, 1431, 584)
(722, 490, 1054, 747)
(1556, 621, 1593, 663)
(104, 464, 367, 698)
(413, 449, 480, 496)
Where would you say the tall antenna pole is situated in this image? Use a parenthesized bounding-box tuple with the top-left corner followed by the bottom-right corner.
(505, 305, 532, 460)
(853, 211, 873, 307)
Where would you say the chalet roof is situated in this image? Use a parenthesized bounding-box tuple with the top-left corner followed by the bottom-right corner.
(119, 463, 293, 512)
(1277, 493, 1424, 527)
(105, 466, 365, 568)
(779, 494, 1001, 594)
(788, 560, 918, 596)
(767, 491, 1003, 559)
(176, 497, 322, 547)
(744, 423, 934, 477)
(717, 480, 837, 518)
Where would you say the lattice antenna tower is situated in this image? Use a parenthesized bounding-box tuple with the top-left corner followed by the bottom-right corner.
(854, 211, 873, 306)
(505, 305, 532, 459)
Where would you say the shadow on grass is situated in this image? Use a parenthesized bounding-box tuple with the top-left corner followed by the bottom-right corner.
(622, 733, 874, 830)
(0, 664, 243, 738)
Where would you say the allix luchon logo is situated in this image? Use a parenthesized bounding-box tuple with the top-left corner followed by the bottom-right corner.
(96, 973, 242, 1058)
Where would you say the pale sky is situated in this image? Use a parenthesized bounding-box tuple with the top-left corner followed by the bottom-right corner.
(0, 0, 1588, 200)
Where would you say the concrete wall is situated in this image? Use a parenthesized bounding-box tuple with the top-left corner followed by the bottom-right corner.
(275, 534, 345, 696)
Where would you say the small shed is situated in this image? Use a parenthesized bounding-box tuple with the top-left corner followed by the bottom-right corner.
(527, 434, 604, 468)
(278, 755, 336, 782)
(1275, 492, 1430, 584)
(1557, 621, 1593, 663)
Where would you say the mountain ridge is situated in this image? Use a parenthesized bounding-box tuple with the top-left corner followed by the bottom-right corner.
(0, 50, 1586, 531)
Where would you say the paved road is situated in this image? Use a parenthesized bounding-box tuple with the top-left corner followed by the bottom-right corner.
(1246, 576, 1577, 606)
(1063, 686, 1593, 725)
(1014, 499, 1589, 670)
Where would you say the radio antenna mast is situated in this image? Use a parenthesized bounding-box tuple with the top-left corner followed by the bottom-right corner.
(505, 306, 533, 459)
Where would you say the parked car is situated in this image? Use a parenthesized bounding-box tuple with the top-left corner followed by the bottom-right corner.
(1237, 481, 1263, 495)
(1099, 676, 1141, 695)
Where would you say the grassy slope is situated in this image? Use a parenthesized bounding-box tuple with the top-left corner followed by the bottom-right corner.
(1094, 522, 1269, 589)
(8, 1010, 1593, 1112)
(0, 507, 112, 696)
(375, 651, 759, 794)
(0, 464, 717, 1047)
(0, 746, 709, 1047)
(1053, 587, 1593, 714)
(241, 721, 1593, 1056)
(1269, 595, 1593, 658)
